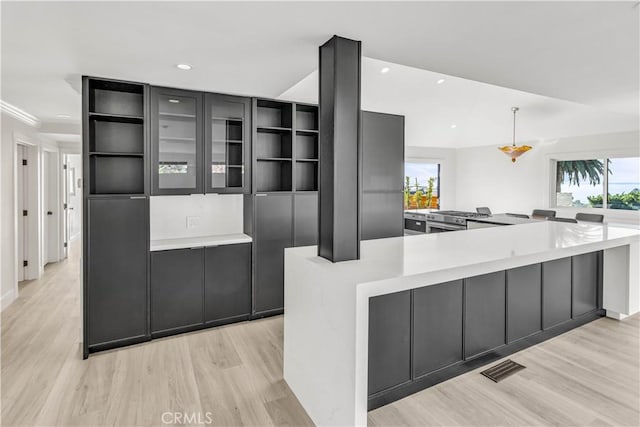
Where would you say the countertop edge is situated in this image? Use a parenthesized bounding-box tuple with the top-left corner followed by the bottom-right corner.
(150, 234, 253, 252)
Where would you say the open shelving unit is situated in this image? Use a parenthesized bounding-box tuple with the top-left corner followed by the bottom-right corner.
(294, 104, 319, 192)
(255, 100, 293, 192)
(252, 99, 319, 193)
(85, 78, 146, 195)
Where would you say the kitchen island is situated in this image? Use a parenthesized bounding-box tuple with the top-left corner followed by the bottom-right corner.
(283, 222, 639, 426)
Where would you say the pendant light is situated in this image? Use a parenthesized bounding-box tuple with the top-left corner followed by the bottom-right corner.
(498, 107, 531, 163)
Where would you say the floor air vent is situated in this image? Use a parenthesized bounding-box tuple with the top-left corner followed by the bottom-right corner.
(481, 359, 525, 382)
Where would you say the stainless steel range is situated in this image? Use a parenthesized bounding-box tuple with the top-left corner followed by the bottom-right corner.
(404, 210, 490, 234)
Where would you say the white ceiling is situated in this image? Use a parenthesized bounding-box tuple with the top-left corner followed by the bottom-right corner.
(2, 1, 638, 144)
(280, 57, 640, 148)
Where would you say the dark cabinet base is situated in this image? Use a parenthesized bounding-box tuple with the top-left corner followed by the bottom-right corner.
(368, 251, 603, 410)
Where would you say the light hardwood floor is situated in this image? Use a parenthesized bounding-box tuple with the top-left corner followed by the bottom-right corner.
(2, 242, 639, 426)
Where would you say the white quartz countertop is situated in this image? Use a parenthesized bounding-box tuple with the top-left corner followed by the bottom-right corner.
(286, 222, 640, 296)
(150, 233, 252, 252)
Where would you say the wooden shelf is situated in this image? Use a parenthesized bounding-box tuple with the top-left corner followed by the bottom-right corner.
(159, 112, 196, 119)
(213, 139, 243, 144)
(89, 152, 144, 157)
(89, 112, 144, 122)
(257, 157, 292, 162)
(212, 116, 243, 122)
(257, 126, 292, 134)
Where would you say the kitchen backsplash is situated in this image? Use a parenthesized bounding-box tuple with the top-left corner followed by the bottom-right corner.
(150, 194, 244, 240)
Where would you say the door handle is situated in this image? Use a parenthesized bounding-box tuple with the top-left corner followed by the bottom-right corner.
(47, 211, 53, 215)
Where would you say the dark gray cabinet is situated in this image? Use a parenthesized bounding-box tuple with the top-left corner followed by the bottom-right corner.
(368, 290, 411, 396)
(413, 281, 463, 377)
(507, 264, 542, 342)
(151, 248, 204, 335)
(572, 252, 598, 317)
(294, 193, 318, 246)
(150, 87, 204, 195)
(464, 271, 506, 359)
(362, 111, 404, 193)
(253, 193, 293, 314)
(361, 111, 404, 241)
(542, 257, 572, 329)
(86, 197, 148, 349)
(205, 93, 251, 193)
(361, 192, 404, 240)
(205, 243, 251, 323)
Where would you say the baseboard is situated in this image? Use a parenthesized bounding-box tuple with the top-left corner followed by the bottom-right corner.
(1, 288, 17, 311)
(606, 310, 629, 320)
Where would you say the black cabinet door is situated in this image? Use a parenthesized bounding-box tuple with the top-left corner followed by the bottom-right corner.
(204, 243, 251, 323)
(507, 264, 542, 343)
(151, 248, 204, 335)
(205, 93, 251, 194)
(572, 252, 599, 317)
(464, 271, 506, 359)
(254, 194, 293, 314)
(413, 281, 463, 378)
(87, 197, 148, 347)
(150, 87, 203, 195)
(361, 192, 404, 240)
(361, 111, 404, 193)
(294, 193, 318, 246)
(369, 290, 411, 396)
(542, 257, 572, 329)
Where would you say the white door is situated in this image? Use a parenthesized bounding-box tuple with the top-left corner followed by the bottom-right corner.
(43, 151, 49, 265)
(17, 145, 28, 281)
(43, 151, 59, 265)
(62, 155, 69, 259)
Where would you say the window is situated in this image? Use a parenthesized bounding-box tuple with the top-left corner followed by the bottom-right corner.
(159, 161, 188, 174)
(555, 157, 639, 211)
(404, 162, 440, 209)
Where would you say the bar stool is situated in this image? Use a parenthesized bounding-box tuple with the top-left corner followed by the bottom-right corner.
(547, 217, 578, 223)
(575, 213, 604, 223)
(531, 209, 556, 219)
(476, 207, 492, 215)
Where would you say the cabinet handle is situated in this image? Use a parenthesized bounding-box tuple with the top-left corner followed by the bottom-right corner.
(129, 196, 146, 199)
(256, 193, 267, 197)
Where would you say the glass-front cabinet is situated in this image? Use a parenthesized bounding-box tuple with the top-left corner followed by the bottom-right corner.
(150, 87, 203, 195)
(205, 94, 251, 193)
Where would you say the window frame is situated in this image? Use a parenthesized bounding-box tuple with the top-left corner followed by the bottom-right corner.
(549, 150, 640, 215)
(404, 159, 441, 209)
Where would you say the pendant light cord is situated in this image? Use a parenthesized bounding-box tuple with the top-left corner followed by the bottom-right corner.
(512, 107, 518, 147)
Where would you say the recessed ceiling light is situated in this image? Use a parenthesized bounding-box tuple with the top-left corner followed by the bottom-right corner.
(176, 63, 192, 70)
(168, 99, 180, 103)
(450, 124, 457, 129)
(380, 67, 390, 74)
(56, 114, 71, 119)
(437, 79, 446, 84)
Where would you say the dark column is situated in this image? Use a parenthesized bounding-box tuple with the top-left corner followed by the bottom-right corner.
(318, 35, 362, 262)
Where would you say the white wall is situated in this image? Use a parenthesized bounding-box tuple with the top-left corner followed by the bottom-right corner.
(1, 112, 59, 309)
(455, 131, 640, 223)
(149, 194, 244, 241)
(0, 112, 47, 309)
(405, 146, 457, 210)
